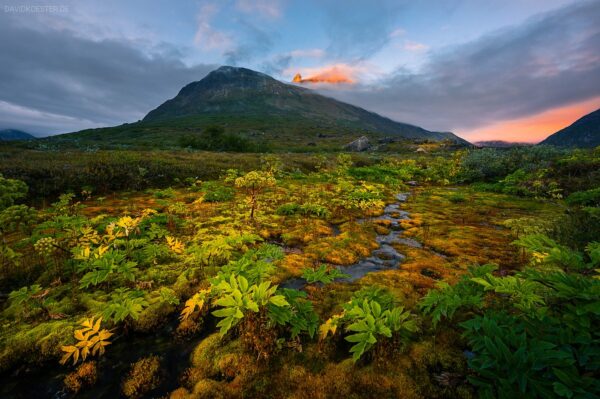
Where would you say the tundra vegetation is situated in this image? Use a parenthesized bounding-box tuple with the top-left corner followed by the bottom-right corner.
(0, 145, 598, 398)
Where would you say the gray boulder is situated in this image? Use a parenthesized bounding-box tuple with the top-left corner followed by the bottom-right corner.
(344, 136, 371, 151)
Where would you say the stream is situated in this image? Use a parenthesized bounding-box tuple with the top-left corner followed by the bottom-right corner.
(1, 192, 416, 398)
(281, 192, 416, 289)
(0, 315, 209, 399)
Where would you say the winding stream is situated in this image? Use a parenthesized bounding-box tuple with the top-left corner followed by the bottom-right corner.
(282, 192, 416, 289)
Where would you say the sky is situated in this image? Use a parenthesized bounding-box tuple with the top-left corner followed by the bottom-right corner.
(0, 0, 599, 142)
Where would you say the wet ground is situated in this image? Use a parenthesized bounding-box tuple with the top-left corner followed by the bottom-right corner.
(282, 193, 421, 289)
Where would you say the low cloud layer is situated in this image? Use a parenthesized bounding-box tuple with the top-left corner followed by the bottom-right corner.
(319, 1, 600, 136)
(0, 14, 215, 135)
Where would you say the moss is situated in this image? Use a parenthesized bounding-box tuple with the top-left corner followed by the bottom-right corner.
(131, 301, 174, 332)
(192, 378, 229, 398)
(0, 319, 75, 372)
(281, 219, 332, 246)
(64, 361, 97, 393)
(122, 355, 161, 398)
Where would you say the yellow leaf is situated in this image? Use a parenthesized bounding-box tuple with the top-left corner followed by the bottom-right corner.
(92, 317, 102, 333)
(80, 318, 93, 329)
(97, 246, 109, 257)
(60, 351, 73, 365)
(74, 329, 86, 341)
(81, 346, 89, 360)
(61, 345, 77, 353)
(97, 329, 113, 340)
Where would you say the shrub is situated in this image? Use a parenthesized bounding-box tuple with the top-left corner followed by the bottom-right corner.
(320, 287, 417, 361)
(566, 188, 600, 207)
(201, 181, 234, 202)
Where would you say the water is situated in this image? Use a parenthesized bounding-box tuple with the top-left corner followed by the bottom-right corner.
(0, 315, 208, 399)
(281, 192, 414, 289)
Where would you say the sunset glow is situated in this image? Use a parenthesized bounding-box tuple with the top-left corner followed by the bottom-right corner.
(461, 97, 600, 143)
(290, 65, 358, 85)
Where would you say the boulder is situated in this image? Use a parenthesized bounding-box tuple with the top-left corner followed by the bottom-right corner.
(344, 136, 371, 152)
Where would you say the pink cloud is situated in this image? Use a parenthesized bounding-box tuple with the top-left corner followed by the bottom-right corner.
(403, 40, 429, 52)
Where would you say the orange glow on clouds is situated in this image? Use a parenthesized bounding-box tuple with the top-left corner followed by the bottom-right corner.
(462, 96, 600, 143)
(290, 65, 358, 85)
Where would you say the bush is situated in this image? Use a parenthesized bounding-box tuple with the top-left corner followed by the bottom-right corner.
(201, 182, 234, 202)
(566, 188, 600, 207)
(178, 126, 268, 152)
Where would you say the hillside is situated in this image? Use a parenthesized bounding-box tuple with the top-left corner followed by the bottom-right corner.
(47, 66, 468, 150)
(0, 129, 35, 141)
(540, 108, 600, 148)
(474, 140, 532, 148)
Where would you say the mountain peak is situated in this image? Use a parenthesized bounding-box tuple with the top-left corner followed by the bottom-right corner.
(540, 108, 600, 148)
(140, 66, 467, 145)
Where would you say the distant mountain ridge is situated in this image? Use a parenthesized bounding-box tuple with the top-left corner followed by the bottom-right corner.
(0, 129, 36, 141)
(474, 140, 532, 148)
(540, 108, 600, 148)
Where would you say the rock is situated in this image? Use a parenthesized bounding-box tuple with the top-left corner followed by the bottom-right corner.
(395, 193, 409, 202)
(415, 147, 427, 153)
(344, 136, 371, 152)
(372, 245, 403, 261)
(407, 181, 418, 186)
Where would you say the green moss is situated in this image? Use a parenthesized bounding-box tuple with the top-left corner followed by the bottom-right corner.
(0, 319, 75, 372)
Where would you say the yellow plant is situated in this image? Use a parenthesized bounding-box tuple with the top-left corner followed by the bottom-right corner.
(166, 236, 185, 254)
(141, 208, 157, 218)
(105, 216, 141, 241)
(319, 314, 342, 339)
(60, 317, 113, 365)
(180, 289, 210, 321)
(73, 245, 109, 260)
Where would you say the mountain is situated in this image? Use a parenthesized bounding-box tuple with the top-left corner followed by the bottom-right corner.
(0, 129, 36, 141)
(144, 66, 466, 143)
(540, 108, 600, 148)
(474, 140, 532, 148)
(50, 66, 468, 150)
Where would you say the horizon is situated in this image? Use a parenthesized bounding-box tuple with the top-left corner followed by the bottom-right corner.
(1, 0, 599, 142)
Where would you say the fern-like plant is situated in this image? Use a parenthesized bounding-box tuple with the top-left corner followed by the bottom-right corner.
(60, 317, 112, 365)
(301, 264, 350, 284)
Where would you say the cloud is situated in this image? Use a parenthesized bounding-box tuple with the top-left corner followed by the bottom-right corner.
(462, 96, 600, 143)
(289, 48, 325, 58)
(194, 3, 232, 50)
(389, 28, 406, 38)
(0, 13, 216, 135)
(223, 20, 275, 65)
(321, 0, 406, 60)
(318, 1, 600, 137)
(403, 40, 429, 52)
(0, 100, 103, 135)
(289, 64, 362, 85)
(235, 0, 283, 19)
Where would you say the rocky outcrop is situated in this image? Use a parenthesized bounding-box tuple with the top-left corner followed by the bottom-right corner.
(344, 136, 371, 152)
